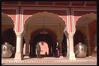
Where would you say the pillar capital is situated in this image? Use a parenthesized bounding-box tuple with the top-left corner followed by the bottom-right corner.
(14, 52, 23, 60)
(69, 32, 73, 35)
(66, 32, 74, 39)
(64, 30, 68, 37)
(64, 27, 76, 38)
(15, 32, 24, 37)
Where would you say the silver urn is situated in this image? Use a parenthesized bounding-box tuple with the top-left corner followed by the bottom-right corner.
(74, 42, 87, 58)
(2, 42, 15, 58)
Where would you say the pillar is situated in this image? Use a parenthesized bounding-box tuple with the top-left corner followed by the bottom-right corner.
(67, 33, 76, 60)
(65, 12, 76, 60)
(24, 40, 30, 58)
(66, 36, 69, 57)
(64, 19, 76, 60)
(14, 32, 23, 60)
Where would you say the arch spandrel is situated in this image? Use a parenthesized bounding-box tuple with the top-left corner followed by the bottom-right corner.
(76, 13, 96, 28)
(1, 13, 14, 32)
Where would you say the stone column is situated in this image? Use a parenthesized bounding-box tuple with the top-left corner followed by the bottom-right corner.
(65, 13, 76, 60)
(64, 25, 76, 60)
(14, 32, 23, 60)
(66, 37, 69, 57)
(24, 40, 30, 58)
(23, 34, 30, 58)
(67, 33, 76, 60)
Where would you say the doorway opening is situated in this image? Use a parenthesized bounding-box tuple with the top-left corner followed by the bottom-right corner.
(29, 29, 57, 58)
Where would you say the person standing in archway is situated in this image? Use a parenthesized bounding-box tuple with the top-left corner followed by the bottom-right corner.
(38, 41, 49, 58)
(43, 41, 49, 57)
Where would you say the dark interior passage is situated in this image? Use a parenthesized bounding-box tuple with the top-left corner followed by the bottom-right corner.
(29, 32, 56, 58)
(62, 34, 67, 57)
(74, 30, 88, 46)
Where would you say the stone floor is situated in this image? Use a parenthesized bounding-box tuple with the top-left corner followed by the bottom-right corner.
(2, 56, 97, 65)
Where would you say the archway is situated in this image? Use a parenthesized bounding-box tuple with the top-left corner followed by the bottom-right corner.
(29, 29, 57, 57)
(1, 13, 16, 58)
(23, 12, 66, 58)
(75, 13, 96, 56)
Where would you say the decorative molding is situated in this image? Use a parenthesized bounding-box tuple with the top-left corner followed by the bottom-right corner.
(21, 7, 69, 30)
(71, 8, 96, 25)
(22, 7, 68, 10)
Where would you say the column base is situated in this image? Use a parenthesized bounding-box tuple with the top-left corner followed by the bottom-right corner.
(14, 52, 23, 60)
(59, 56, 64, 58)
(24, 56, 30, 58)
(68, 53, 76, 60)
